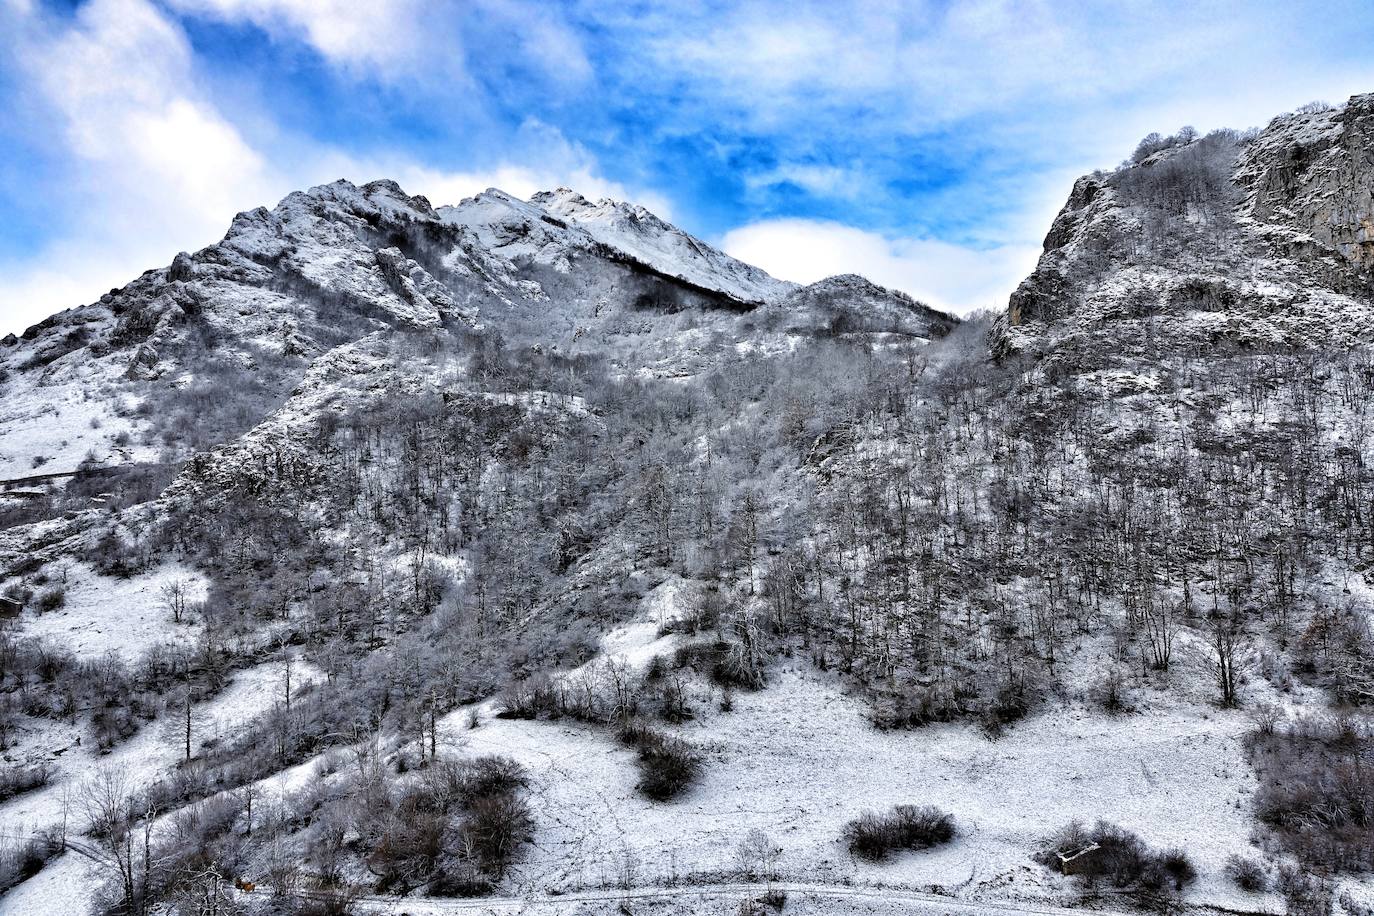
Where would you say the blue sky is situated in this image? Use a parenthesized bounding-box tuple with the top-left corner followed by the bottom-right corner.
(3, 0, 1374, 334)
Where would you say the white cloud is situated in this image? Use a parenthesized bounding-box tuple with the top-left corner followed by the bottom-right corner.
(0, 0, 288, 335)
(742, 163, 870, 200)
(0, 2, 648, 336)
(165, 0, 591, 87)
(632, 0, 1374, 173)
(651, 1, 1182, 126)
(166, 0, 433, 77)
(721, 219, 1041, 316)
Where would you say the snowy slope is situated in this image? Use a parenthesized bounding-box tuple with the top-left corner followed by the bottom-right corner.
(532, 188, 795, 304)
(439, 188, 795, 306)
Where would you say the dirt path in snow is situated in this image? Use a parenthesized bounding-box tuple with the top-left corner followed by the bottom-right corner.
(263, 880, 1255, 915)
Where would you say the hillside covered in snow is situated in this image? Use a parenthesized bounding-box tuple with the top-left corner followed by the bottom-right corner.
(1, 92, 1373, 916)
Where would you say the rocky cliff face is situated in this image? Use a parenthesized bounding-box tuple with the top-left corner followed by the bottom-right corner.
(1237, 94, 1374, 274)
(999, 92, 1374, 357)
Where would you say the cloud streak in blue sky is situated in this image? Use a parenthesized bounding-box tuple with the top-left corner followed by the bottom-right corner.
(3, 0, 1374, 332)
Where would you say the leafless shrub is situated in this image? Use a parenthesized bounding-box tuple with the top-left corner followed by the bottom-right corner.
(0, 764, 51, 802)
(843, 805, 955, 860)
(1225, 854, 1269, 892)
(617, 720, 701, 801)
(1250, 716, 1374, 871)
(0, 829, 61, 893)
(1038, 820, 1195, 897)
(35, 586, 66, 612)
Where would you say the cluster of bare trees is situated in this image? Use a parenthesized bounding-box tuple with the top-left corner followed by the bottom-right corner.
(7, 268, 1371, 904)
(99, 311, 1374, 764)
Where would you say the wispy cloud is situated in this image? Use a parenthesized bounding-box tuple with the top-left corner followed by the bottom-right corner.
(167, 0, 435, 77)
(722, 219, 1041, 316)
(166, 0, 592, 90)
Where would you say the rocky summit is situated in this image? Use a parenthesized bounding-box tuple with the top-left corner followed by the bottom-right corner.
(1001, 94, 1374, 356)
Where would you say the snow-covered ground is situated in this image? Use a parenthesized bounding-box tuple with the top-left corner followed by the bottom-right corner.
(0, 847, 106, 916)
(436, 665, 1279, 911)
(401, 575, 1286, 911)
(0, 357, 149, 478)
(0, 657, 320, 835)
(13, 561, 207, 660)
(595, 577, 684, 671)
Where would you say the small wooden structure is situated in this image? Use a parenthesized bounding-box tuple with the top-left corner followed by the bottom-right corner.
(1057, 842, 1103, 876)
(0, 596, 23, 619)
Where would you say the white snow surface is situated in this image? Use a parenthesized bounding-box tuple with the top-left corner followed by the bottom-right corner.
(0, 355, 148, 478)
(11, 561, 207, 660)
(0, 849, 105, 916)
(535, 188, 795, 304)
(437, 666, 1269, 911)
(440, 188, 794, 305)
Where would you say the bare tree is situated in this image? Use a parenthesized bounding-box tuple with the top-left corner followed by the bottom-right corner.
(735, 828, 783, 883)
(81, 766, 155, 915)
(160, 578, 189, 625)
(1208, 613, 1246, 707)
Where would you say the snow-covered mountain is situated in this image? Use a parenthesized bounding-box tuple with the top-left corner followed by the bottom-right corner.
(0, 180, 953, 483)
(5, 92, 1374, 916)
(0, 178, 957, 576)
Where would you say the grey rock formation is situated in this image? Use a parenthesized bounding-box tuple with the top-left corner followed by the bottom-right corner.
(999, 92, 1374, 356)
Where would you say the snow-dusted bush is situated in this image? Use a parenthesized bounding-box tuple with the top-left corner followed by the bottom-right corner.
(1276, 864, 1335, 916)
(495, 674, 563, 720)
(0, 830, 61, 894)
(737, 890, 787, 915)
(0, 764, 50, 802)
(1038, 820, 1195, 896)
(34, 585, 65, 612)
(289, 754, 537, 898)
(1250, 716, 1374, 872)
(1225, 854, 1269, 892)
(1095, 669, 1129, 714)
(453, 791, 534, 883)
(843, 805, 955, 861)
(84, 527, 144, 578)
(673, 638, 766, 690)
(618, 720, 702, 801)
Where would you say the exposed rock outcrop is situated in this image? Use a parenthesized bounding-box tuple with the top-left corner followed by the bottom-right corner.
(998, 92, 1374, 357)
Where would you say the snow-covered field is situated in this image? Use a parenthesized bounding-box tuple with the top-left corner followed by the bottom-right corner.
(377, 575, 1284, 913)
(436, 666, 1278, 911)
(0, 357, 148, 478)
(0, 848, 106, 916)
(14, 561, 207, 660)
